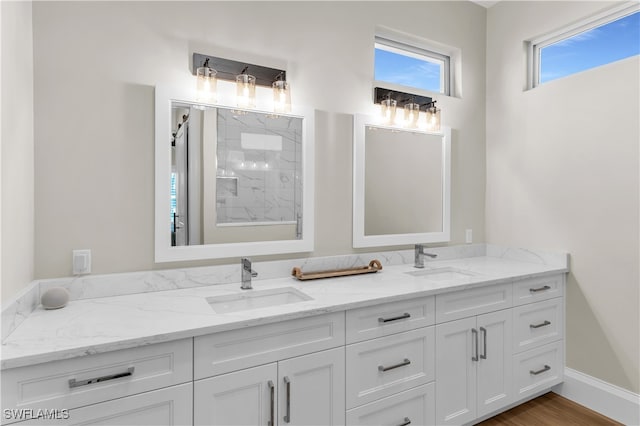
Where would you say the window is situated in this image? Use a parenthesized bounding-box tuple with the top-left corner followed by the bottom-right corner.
(375, 37, 450, 95)
(530, 4, 639, 87)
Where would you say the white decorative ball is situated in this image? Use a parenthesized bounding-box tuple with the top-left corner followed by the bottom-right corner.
(41, 287, 70, 310)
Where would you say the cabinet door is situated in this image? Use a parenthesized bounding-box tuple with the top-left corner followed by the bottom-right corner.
(435, 317, 476, 425)
(194, 363, 277, 426)
(476, 309, 513, 418)
(278, 347, 345, 426)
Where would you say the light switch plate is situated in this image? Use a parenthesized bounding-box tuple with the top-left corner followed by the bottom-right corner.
(72, 249, 91, 275)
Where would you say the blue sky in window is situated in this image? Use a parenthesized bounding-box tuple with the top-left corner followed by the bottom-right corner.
(374, 49, 441, 92)
(540, 11, 640, 83)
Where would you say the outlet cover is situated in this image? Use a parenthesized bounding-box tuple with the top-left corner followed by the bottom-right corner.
(465, 229, 473, 244)
(72, 249, 91, 275)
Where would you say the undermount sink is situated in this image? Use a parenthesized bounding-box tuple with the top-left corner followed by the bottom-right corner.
(404, 267, 477, 281)
(206, 287, 313, 314)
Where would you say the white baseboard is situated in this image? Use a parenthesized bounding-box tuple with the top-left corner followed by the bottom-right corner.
(553, 368, 640, 425)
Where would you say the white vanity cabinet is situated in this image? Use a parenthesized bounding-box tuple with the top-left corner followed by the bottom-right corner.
(434, 275, 565, 425)
(435, 308, 513, 424)
(193, 312, 346, 426)
(345, 296, 437, 426)
(1, 269, 566, 426)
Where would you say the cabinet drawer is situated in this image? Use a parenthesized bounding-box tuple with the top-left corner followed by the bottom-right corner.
(513, 341, 563, 401)
(513, 275, 564, 306)
(346, 296, 435, 344)
(11, 383, 193, 426)
(1, 339, 192, 422)
(194, 312, 345, 379)
(513, 298, 564, 353)
(346, 327, 435, 409)
(435, 284, 512, 323)
(346, 383, 435, 426)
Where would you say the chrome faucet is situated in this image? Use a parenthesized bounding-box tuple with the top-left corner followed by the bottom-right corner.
(414, 244, 437, 268)
(241, 257, 258, 290)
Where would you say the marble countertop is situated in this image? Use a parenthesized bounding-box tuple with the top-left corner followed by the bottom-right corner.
(1, 255, 567, 370)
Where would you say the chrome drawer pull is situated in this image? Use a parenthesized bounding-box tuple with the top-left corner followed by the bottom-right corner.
(530, 320, 551, 329)
(283, 376, 291, 423)
(529, 285, 551, 293)
(68, 367, 134, 388)
(378, 358, 411, 372)
(471, 328, 479, 362)
(398, 417, 411, 426)
(530, 365, 551, 375)
(267, 380, 275, 426)
(480, 327, 487, 360)
(378, 313, 411, 323)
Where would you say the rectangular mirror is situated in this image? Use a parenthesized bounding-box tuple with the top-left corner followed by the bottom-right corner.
(353, 114, 451, 247)
(155, 86, 314, 262)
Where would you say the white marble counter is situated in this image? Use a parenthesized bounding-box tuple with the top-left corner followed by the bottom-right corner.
(1, 249, 568, 370)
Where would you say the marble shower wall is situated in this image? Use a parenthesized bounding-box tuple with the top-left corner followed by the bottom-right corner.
(215, 109, 303, 224)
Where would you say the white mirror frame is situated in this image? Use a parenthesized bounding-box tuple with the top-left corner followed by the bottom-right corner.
(154, 85, 315, 262)
(352, 114, 451, 248)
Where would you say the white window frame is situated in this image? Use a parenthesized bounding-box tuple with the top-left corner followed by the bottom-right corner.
(528, 2, 640, 89)
(374, 36, 451, 96)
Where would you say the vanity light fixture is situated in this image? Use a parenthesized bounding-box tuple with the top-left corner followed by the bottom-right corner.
(373, 87, 434, 129)
(425, 101, 441, 132)
(192, 53, 287, 111)
(272, 72, 291, 114)
(404, 100, 420, 129)
(380, 92, 397, 125)
(236, 66, 256, 109)
(196, 58, 217, 103)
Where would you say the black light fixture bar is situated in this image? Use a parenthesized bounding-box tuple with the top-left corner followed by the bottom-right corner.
(374, 87, 432, 108)
(193, 53, 286, 87)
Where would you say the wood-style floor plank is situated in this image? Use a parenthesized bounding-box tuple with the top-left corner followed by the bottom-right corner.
(477, 392, 622, 426)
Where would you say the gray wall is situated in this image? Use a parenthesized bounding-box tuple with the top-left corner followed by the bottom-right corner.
(31, 1, 487, 279)
(486, 1, 639, 393)
(1, 1, 34, 303)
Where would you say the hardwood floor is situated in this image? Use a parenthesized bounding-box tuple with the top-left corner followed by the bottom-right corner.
(477, 392, 622, 425)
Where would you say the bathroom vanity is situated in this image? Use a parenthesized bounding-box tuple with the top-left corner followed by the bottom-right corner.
(1, 247, 567, 425)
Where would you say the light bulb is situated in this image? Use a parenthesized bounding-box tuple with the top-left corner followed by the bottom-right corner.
(196, 66, 217, 102)
(403, 102, 420, 128)
(380, 98, 397, 125)
(272, 79, 291, 114)
(236, 73, 256, 108)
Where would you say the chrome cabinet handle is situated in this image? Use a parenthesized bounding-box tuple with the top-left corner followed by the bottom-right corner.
(529, 285, 551, 293)
(480, 327, 487, 360)
(378, 358, 411, 372)
(398, 417, 412, 426)
(378, 313, 411, 323)
(267, 380, 274, 426)
(471, 328, 478, 361)
(283, 376, 291, 423)
(530, 320, 551, 329)
(530, 365, 551, 375)
(68, 367, 134, 388)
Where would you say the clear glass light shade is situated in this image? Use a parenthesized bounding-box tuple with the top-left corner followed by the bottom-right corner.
(272, 80, 291, 114)
(380, 99, 397, 125)
(236, 74, 256, 108)
(403, 103, 420, 128)
(425, 106, 441, 132)
(196, 67, 217, 102)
